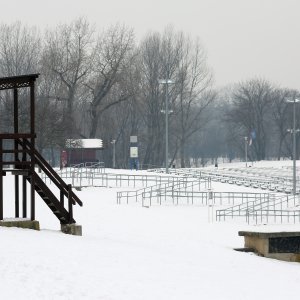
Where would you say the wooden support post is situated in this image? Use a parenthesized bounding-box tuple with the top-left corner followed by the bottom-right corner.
(68, 184, 73, 224)
(22, 138, 27, 218)
(14, 88, 19, 162)
(22, 175, 27, 218)
(15, 175, 19, 218)
(14, 88, 20, 218)
(22, 138, 26, 162)
(30, 84, 35, 221)
(0, 139, 3, 220)
(30, 85, 35, 137)
(30, 173, 35, 221)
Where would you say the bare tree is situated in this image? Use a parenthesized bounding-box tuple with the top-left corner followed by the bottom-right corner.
(227, 79, 274, 160)
(42, 18, 94, 137)
(138, 28, 214, 168)
(0, 22, 40, 132)
(84, 24, 135, 138)
(270, 89, 300, 159)
(172, 37, 214, 167)
(138, 32, 164, 167)
(138, 29, 186, 167)
(0, 22, 40, 76)
(35, 66, 66, 154)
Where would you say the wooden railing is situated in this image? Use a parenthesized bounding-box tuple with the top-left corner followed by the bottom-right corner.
(0, 134, 82, 223)
(18, 138, 82, 206)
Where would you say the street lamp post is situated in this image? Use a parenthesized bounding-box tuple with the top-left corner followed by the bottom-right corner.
(244, 136, 248, 167)
(159, 79, 173, 174)
(286, 98, 300, 195)
(111, 140, 116, 168)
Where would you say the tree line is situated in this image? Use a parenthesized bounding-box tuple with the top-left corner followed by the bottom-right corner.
(0, 19, 298, 168)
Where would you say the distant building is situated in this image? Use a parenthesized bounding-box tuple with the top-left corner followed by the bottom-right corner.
(61, 139, 103, 167)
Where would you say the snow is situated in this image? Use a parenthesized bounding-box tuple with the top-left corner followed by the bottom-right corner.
(1, 161, 300, 299)
(66, 138, 103, 148)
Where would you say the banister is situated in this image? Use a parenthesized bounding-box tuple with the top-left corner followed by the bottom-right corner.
(18, 139, 83, 206)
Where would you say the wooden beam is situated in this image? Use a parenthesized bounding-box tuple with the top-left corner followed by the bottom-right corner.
(0, 139, 3, 220)
(23, 176, 27, 218)
(15, 175, 19, 218)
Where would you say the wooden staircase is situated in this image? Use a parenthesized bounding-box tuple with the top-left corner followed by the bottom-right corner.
(22, 137, 82, 224)
(28, 172, 76, 224)
(0, 135, 83, 225)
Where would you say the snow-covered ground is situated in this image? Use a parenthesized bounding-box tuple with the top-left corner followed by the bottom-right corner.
(1, 161, 300, 299)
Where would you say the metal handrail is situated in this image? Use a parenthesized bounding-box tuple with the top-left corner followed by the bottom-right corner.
(117, 178, 202, 205)
(216, 193, 297, 221)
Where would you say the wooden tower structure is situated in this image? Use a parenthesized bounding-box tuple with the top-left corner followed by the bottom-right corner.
(0, 74, 82, 231)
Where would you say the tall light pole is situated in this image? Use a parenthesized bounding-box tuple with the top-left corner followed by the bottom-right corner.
(244, 136, 248, 167)
(159, 79, 173, 174)
(111, 139, 116, 168)
(286, 98, 300, 195)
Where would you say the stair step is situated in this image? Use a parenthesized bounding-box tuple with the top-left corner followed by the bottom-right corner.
(21, 152, 80, 224)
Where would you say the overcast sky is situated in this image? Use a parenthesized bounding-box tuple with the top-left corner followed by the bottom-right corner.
(1, 0, 300, 90)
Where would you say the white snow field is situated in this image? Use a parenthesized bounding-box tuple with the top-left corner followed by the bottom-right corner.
(1, 161, 300, 300)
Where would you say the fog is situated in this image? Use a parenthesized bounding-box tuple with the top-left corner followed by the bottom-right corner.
(1, 0, 300, 89)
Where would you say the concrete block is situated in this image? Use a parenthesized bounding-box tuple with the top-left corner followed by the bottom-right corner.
(239, 231, 300, 262)
(61, 224, 82, 236)
(0, 219, 40, 231)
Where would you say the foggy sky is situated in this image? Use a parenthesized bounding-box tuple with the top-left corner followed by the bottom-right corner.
(1, 0, 300, 90)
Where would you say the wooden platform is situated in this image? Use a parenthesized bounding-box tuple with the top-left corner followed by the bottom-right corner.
(0, 74, 83, 235)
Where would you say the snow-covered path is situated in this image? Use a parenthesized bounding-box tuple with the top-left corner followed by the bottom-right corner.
(1, 164, 300, 299)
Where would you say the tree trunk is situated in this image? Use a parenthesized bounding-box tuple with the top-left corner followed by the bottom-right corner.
(180, 138, 185, 168)
(89, 107, 98, 138)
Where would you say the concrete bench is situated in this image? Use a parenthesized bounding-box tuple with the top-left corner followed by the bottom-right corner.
(238, 231, 300, 262)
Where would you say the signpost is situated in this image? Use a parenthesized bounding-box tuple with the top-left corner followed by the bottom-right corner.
(130, 136, 138, 170)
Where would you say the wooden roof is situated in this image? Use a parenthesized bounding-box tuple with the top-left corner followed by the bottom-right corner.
(0, 74, 39, 91)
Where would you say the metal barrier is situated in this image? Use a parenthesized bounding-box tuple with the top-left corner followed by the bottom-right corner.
(142, 191, 270, 206)
(148, 167, 300, 224)
(246, 209, 300, 224)
(44, 169, 210, 190)
(216, 193, 300, 224)
(117, 177, 205, 204)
